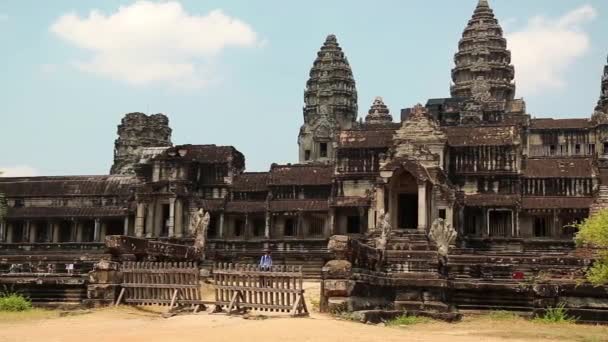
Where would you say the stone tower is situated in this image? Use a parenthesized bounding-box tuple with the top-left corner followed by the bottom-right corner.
(298, 34, 358, 164)
(594, 55, 608, 118)
(365, 97, 393, 124)
(110, 112, 172, 175)
(451, 0, 515, 104)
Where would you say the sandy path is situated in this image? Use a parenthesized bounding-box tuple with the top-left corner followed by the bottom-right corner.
(0, 308, 572, 342)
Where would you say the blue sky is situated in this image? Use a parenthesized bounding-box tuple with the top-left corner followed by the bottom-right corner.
(1, 0, 608, 176)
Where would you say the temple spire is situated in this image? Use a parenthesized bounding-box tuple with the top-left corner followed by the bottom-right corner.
(592, 54, 608, 124)
(365, 97, 393, 124)
(299, 34, 358, 164)
(451, 0, 515, 103)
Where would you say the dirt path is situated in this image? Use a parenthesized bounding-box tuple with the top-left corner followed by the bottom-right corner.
(1, 307, 606, 342)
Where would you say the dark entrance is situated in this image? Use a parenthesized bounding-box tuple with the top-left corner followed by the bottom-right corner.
(397, 194, 418, 229)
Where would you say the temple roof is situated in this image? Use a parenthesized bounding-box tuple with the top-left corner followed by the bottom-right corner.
(524, 158, 596, 178)
(225, 201, 267, 213)
(269, 199, 329, 212)
(268, 164, 333, 186)
(445, 125, 519, 146)
(464, 194, 519, 207)
(451, 0, 515, 102)
(338, 128, 396, 149)
(154, 144, 245, 169)
(522, 197, 593, 210)
(0, 175, 137, 197)
(530, 118, 591, 130)
(6, 206, 128, 219)
(232, 172, 269, 192)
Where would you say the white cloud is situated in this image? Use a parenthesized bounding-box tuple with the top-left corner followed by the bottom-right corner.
(50, 1, 261, 88)
(0, 166, 39, 177)
(506, 5, 597, 96)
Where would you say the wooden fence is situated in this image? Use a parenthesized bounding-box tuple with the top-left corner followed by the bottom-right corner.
(213, 263, 309, 317)
(115, 262, 205, 312)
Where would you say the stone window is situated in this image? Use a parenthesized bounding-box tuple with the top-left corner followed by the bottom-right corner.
(305, 150, 311, 161)
(575, 144, 581, 155)
(549, 145, 556, 156)
(534, 216, 550, 237)
(207, 216, 217, 238)
(284, 218, 296, 237)
(347, 216, 360, 234)
(603, 142, 608, 155)
(308, 217, 324, 236)
(253, 218, 265, 237)
(234, 219, 245, 237)
(439, 209, 446, 220)
(319, 143, 328, 158)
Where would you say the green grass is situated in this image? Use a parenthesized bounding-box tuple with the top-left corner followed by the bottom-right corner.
(533, 304, 577, 324)
(0, 308, 60, 322)
(0, 293, 32, 312)
(386, 315, 431, 326)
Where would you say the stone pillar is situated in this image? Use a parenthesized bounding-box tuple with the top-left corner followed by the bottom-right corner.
(23, 221, 31, 242)
(375, 184, 385, 214)
(46, 221, 54, 242)
(367, 208, 375, 232)
(168, 198, 176, 238)
(218, 212, 225, 238)
(75, 221, 83, 242)
(154, 201, 163, 237)
(123, 216, 130, 236)
(174, 199, 183, 238)
(93, 219, 101, 242)
(417, 183, 427, 231)
(29, 221, 37, 243)
(297, 212, 304, 238)
(6, 223, 13, 243)
(329, 208, 336, 236)
(264, 211, 271, 239)
(52, 222, 60, 242)
(100, 221, 107, 241)
(135, 203, 145, 238)
(0, 221, 5, 242)
(145, 202, 154, 238)
(446, 207, 454, 228)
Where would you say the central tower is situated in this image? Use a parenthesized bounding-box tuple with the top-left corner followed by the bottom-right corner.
(298, 34, 358, 164)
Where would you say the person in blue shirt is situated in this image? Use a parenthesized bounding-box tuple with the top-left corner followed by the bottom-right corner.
(259, 250, 272, 270)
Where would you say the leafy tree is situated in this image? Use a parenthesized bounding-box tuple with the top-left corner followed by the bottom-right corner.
(575, 209, 608, 285)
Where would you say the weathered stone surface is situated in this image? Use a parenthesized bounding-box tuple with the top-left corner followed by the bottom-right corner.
(323, 260, 352, 279)
(323, 279, 355, 297)
(110, 112, 172, 175)
(327, 235, 350, 259)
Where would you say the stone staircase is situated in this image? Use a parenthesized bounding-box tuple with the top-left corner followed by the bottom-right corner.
(383, 231, 439, 275)
(590, 185, 608, 216)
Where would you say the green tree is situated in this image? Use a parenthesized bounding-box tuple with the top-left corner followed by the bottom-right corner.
(575, 209, 608, 285)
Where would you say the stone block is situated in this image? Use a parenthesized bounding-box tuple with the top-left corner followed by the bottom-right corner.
(328, 235, 350, 258)
(87, 284, 119, 302)
(323, 279, 355, 297)
(89, 270, 122, 284)
(323, 260, 352, 279)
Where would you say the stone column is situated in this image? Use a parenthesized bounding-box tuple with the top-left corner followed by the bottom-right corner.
(52, 222, 60, 242)
(367, 208, 375, 232)
(23, 221, 31, 243)
(154, 201, 163, 237)
(135, 203, 145, 238)
(6, 223, 13, 243)
(100, 221, 107, 241)
(29, 221, 37, 243)
(417, 183, 427, 231)
(0, 221, 5, 242)
(375, 184, 385, 214)
(174, 199, 183, 238)
(93, 219, 101, 242)
(168, 198, 176, 238)
(75, 221, 83, 242)
(145, 202, 155, 238)
(123, 216, 130, 236)
(218, 212, 225, 238)
(446, 207, 454, 228)
(46, 221, 53, 242)
(329, 208, 336, 236)
(264, 211, 271, 239)
(297, 212, 304, 238)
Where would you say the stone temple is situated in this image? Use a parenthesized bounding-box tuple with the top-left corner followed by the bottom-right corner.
(2, 0, 608, 320)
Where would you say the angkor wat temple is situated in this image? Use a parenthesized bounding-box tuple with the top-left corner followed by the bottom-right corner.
(2, 0, 608, 320)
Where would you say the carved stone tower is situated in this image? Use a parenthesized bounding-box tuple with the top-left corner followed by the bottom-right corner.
(110, 112, 172, 175)
(451, 0, 515, 105)
(594, 55, 608, 119)
(365, 97, 393, 124)
(298, 34, 358, 164)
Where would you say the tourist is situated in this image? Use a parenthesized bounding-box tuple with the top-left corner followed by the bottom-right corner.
(259, 249, 272, 271)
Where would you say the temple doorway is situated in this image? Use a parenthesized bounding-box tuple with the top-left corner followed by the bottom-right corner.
(389, 170, 419, 230)
(398, 194, 418, 229)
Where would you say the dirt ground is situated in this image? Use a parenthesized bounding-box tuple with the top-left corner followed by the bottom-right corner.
(0, 283, 606, 342)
